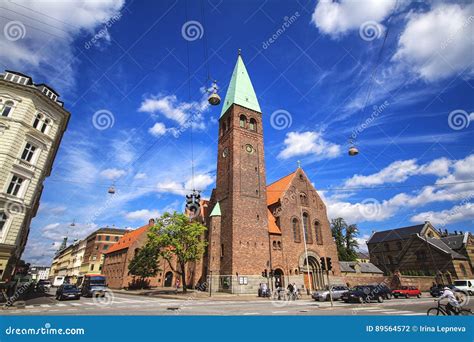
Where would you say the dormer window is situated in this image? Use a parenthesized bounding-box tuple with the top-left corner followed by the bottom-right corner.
(41, 87, 58, 101)
(4, 72, 30, 85)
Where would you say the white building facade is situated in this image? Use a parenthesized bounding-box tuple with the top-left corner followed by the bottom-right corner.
(0, 71, 70, 281)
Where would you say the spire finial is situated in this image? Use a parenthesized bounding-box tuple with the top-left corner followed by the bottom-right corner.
(297, 160, 301, 168)
(238, 48, 241, 56)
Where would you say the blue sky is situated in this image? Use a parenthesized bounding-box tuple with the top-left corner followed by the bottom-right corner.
(0, 0, 473, 265)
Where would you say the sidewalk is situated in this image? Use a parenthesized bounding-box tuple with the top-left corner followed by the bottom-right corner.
(113, 287, 313, 301)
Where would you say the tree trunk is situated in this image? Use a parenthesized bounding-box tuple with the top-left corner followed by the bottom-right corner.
(181, 262, 187, 293)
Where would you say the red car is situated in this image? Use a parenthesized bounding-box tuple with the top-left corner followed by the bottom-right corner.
(392, 286, 421, 298)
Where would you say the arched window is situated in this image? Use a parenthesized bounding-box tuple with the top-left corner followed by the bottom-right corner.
(303, 213, 312, 243)
(292, 218, 301, 242)
(239, 115, 246, 128)
(277, 241, 281, 250)
(314, 221, 323, 245)
(33, 113, 43, 130)
(272, 241, 277, 249)
(249, 118, 257, 131)
(300, 193, 308, 206)
(41, 119, 50, 133)
(1, 100, 14, 117)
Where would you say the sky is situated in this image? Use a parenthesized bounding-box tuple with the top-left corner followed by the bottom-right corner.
(0, 0, 473, 265)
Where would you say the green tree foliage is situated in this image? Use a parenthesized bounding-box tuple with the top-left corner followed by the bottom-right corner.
(149, 211, 207, 293)
(331, 218, 359, 261)
(128, 242, 160, 289)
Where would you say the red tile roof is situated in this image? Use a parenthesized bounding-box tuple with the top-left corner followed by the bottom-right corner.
(267, 209, 281, 235)
(266, 171, 296, 205)
(105, 222, 152, 254)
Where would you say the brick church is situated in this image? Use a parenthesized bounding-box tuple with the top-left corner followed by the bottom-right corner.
(202, 52, 341, 294)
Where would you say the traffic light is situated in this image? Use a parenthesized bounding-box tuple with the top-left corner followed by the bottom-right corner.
(326, 257, 332, 271)
(320, 257, 326, 271)
(269, 269, 274, 278)
(261, 269, 268, 278)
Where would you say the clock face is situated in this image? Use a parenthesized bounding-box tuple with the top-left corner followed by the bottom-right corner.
(222, 147, 229, 158)
(245, 144, 254, 154)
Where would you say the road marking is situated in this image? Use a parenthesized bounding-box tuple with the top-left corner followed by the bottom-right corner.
(56, 303, 67, 307)
(272, 310, 288, 314)
(40, 304, 51, 308)
(69, 303, 81, 306)
(243, 312, 259, 315)
(400, 313, 425, 316)
(25, 305, 35, 309)
(386, 310, 415, 314)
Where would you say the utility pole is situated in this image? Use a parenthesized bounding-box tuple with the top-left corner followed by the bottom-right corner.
(326, 269, 334, 307)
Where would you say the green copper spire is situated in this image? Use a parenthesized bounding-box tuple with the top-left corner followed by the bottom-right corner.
(220, 51, 261, 117)
(209, 202, 221, 217)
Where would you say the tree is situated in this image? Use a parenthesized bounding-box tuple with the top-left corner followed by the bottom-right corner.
(128, 242, 160, 289)
(149, 211, 207, 293)
(330, 218, 359, 261)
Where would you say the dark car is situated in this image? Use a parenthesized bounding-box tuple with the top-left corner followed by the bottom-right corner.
(341, 284, 392, 303)
(56, 284, 81, 300)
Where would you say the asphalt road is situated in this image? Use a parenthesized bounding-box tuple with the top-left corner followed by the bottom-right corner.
(2, 291, 472, 316)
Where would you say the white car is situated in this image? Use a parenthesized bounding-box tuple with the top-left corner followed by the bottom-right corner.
(312, 285, 349, 302)
(453, 279, 474, 295)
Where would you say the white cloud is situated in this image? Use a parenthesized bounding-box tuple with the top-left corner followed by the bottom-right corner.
(311, 0, 397, 38)
(0, 0, 125, 90)
(278, 131, 341, 160)
(134, 173, 147, 180)
(410, 202, 474, 226)
(100, 168, 127, 180)
(125, 209, 160, 222)
(148, 122, 167, 137)
(184, 173, 214, 191)
(393, 3, 474, 82)
(157, 173, 214, 195)
(344, 157, 451, 187)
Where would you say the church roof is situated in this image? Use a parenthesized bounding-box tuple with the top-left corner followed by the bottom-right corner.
(220, 53, 261, 117)
(106, 223, 150, 254)
(266, 171, 296, 205)
(267, 209, 281, 235)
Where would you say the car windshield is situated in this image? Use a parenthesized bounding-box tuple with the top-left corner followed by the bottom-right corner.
(63, 285, 76, 290)
(354, 286, 370, 291)
(454, 281, 467, 286)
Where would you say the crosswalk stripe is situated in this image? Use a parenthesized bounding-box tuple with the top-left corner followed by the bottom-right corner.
(56, 303, 67, 307)
(243, 312, 259, 315)
(69, 303, 81, 306)
(40, 304, 51, 308)
(387, 310, 415, 314)
(25, 305, 35, 309)
(400, 313, 425, 316)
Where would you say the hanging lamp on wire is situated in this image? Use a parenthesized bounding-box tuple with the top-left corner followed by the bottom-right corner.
(348, 139, 359, 156)
(108, 182, 116, 194)
(207, 80, 221, 106)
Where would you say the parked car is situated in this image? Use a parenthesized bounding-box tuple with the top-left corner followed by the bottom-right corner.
(453, 280, 474, 296)
(35, 280, 51, 292)
(392, 286, 421, 298)
(55, 284, 81, 301)
(341, 284, 392, 303)
(312, 286, 349, 302)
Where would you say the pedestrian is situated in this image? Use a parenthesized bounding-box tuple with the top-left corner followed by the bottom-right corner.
(175, 278, 180, 293)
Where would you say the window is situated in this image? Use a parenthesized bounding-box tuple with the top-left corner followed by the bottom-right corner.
(33, 113, 50, 134)
(249, 118, 256, 131)
(277, 241, 281, 250)
(103, 245, 109, 251)
(97, 236, 101, 241)
(90, 264, 94, 271)
(7, 175, 24, 196)
(1, 100, 14, 117)
(0, 212, 7, 233)
(384, 243, 390, 252)
(303, 213, 312, 243)
(314, 221, 323, 245)
(292, 218, 301, 242)
(21, 143, 36, 163)
(300, 193, 308, 206)
(272, 241, 277, 249)
(105, 236, 110, 241)
(220, 244, 224, 258)
(114, 236, 119, 241)
(239, 115, 246, 128)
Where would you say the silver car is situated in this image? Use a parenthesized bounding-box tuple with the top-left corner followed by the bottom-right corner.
(312, 285, 349, 302)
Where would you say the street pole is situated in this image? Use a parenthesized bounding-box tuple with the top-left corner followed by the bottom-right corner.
(326, 269, 333, 307)
(300, 207, 312, 295)
(209, 270, 212, 297)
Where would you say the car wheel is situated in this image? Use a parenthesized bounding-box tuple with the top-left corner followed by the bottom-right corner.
(405, 294, 409, 299)
(394, 294, 398, 298)
(386, 293, 392, 300)
(417, 294, 421, 298)
(358, 296, 364, 304)
(377, 296, 384, 303)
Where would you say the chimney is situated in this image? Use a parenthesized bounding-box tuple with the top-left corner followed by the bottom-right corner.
(454, 230, 458, 235)
(444, 229, 448, 236)
(148, 218, 155, 226)
(460, 231, 463, 235)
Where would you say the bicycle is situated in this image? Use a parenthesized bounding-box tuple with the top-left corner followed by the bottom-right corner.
(427, 301, 472, 316)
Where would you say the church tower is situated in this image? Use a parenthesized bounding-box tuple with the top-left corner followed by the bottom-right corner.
(210, 51, 269, 292)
